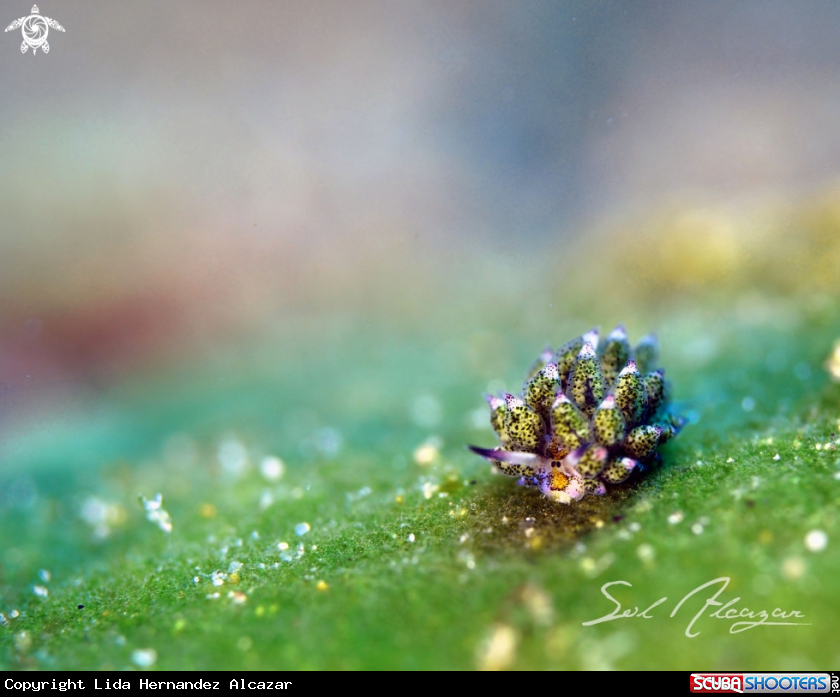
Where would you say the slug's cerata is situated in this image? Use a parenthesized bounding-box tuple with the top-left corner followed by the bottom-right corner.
(469, 326, 685, 503)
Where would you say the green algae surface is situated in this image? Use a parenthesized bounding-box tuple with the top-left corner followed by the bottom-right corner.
(2, 299, 840, 671)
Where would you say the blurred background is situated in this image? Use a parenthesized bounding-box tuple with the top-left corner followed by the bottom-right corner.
(5, 1, 840, 671)
(2, 0, 840, 488)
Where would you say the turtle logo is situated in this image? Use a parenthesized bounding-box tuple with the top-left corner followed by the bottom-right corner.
(5, 5, 64, 55)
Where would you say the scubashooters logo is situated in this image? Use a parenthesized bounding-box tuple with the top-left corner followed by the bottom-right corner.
(690, 673, 831, 693)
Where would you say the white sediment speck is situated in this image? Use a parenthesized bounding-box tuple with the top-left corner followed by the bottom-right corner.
(782, 557, 805, 580)
(295, 522, 311, 536)
(414, 441, 440, 466)
(421, 481, 440, 499)
(259, 456, 284, 481)
(80, 496, 127, 540)
(218, 438, 249, 478)
(38, 569, 51, 582)
(726, 457, 734, 463)
(668, 511, 684, 525)
(627, 522, 641, 533)
(636, 544, 655, 563)
(15, 631, 31, 652)
(278, 542, 289, 551)
(313, 427, 343, 458)
(259, 490, 274, 510)
(408, 533, 415, 542)
(805, 530, 828, 552)
(346, 486, 373, 502)
(131, 649, 157, 667)
(211, 571, 226, 587)
(227, 561, 243, 573)
(827, 341, 840, 381)
(476, 623, 517, 671)
(691, 523, 704, 535)
(33, 585, 48, 598)
(140, 493, 173, 533)
(457, 548, 477, 570)
(772, 454, 780, 461)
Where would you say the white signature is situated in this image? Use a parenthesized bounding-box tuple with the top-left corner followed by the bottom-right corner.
(582, 577, 810, 637)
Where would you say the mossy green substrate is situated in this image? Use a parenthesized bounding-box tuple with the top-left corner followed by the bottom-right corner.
(2, 305, 840, 670)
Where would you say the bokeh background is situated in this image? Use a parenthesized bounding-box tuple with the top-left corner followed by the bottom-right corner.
(3, 0, 840, 670)
(4, 0, 840, 413)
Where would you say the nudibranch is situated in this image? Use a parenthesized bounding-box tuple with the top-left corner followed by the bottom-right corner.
(469, 326, 685, 503)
